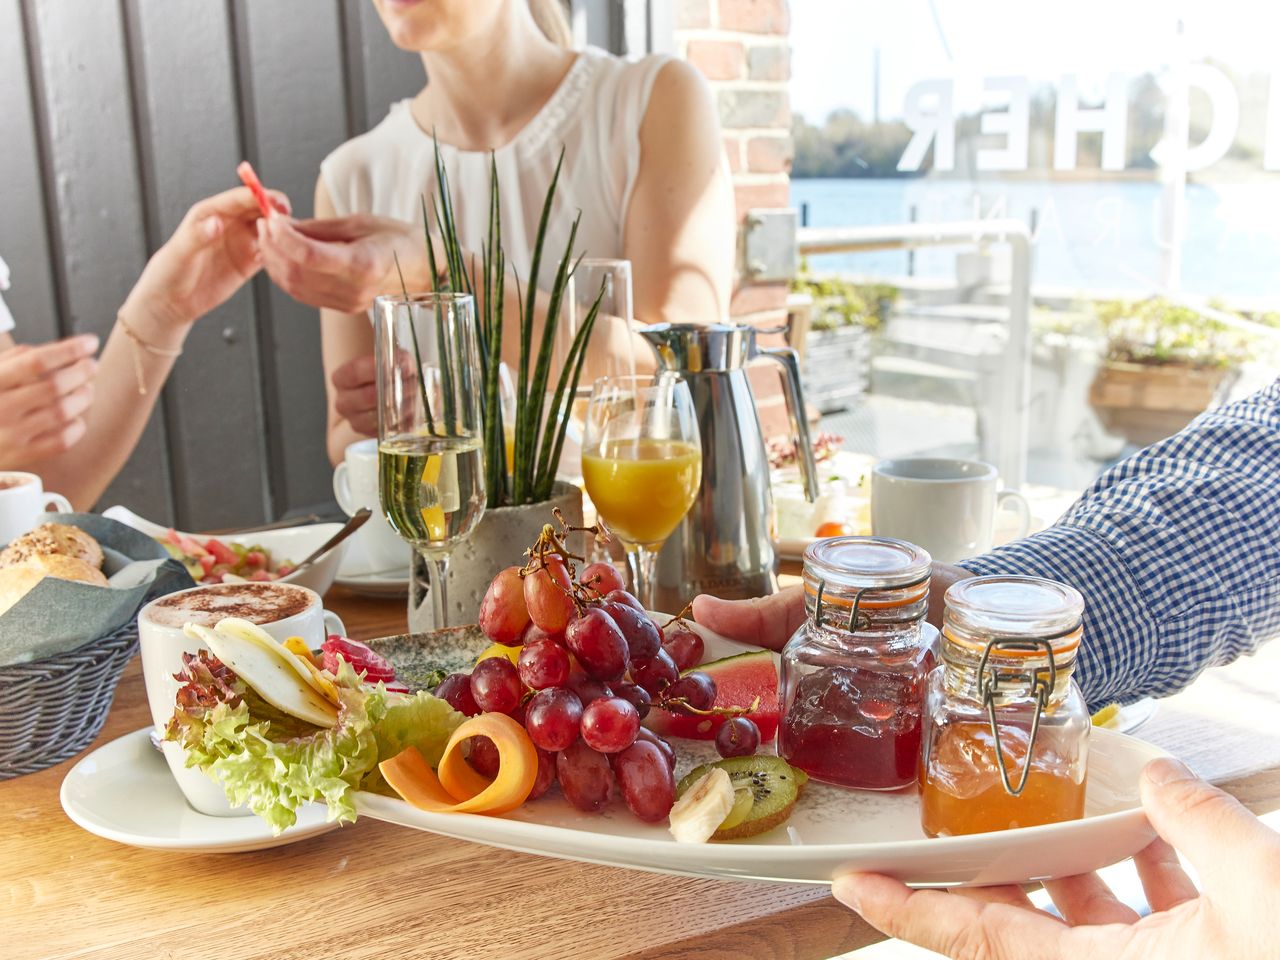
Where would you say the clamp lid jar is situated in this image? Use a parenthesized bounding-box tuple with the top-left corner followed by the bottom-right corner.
(920, 575, 1090, 837)
(779, 536, 938, 791)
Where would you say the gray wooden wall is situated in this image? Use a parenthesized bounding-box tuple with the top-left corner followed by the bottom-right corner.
(0, 0, 658, 530)
(1, 0, 425, 529)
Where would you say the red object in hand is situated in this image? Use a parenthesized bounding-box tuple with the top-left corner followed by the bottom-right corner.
(236, 160, 280, 219)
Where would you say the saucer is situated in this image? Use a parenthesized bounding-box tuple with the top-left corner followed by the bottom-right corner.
(60, 727, 338, 853)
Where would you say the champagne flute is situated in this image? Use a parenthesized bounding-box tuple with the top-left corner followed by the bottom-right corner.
(375, 292, 485, 629)
(581, 373, 701, 610)
(562, 259, 640, 485)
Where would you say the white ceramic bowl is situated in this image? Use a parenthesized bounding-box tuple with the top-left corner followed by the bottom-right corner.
(101, 507, 348, 597)
(225, 523, 347, 597)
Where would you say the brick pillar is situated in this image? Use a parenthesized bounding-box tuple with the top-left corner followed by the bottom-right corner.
(676, 0, 796, 438)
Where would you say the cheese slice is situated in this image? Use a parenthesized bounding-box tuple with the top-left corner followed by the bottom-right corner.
(216, 618, 340, 707)
(185, 622, 338, 728)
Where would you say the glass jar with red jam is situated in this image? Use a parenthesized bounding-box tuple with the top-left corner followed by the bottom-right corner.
(778, 537, 937, 790)
(919, 576, 1090, 837)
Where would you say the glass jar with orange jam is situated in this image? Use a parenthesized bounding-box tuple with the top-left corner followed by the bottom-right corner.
(919, 576, 1090, 837)
(778, 537, 938, 790)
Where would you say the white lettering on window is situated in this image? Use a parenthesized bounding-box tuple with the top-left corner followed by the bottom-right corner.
(1054, 73, 1129, 171)
(898, 79, 955, 172)
(1150, 63, 1240, 172)
(977, 77, 1030, 172)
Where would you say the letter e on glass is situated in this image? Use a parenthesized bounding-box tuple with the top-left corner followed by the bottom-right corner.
(977, 77, 1030, 172)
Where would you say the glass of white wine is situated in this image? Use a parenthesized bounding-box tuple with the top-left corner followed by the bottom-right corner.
(374, 292, 486, 629)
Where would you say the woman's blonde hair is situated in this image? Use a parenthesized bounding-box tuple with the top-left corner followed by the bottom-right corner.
(529, 0, 572, 47)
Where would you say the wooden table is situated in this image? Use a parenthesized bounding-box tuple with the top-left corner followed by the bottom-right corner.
(1, 586, 881, 960)
(5, 587, 1278, 960)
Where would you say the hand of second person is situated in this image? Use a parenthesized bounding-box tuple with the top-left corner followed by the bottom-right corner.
(691, 562, 973, 650)
(123, 185, 289, 331)
(0, 335, 99, 465)
(331, 353, 378, 438)
(692, 588, 805, 652)
(258, 214, 424, 314)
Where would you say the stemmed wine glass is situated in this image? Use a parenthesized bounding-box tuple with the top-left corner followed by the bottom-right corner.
(375, 292, 485, 629)
(580, 373, 701, 610)
(561, 259, 640, 484)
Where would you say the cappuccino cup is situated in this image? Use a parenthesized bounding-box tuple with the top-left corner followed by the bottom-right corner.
(871, 458, 1031, 564)
(138, 581, 344, 817)
(333, 438, 410, 575)
(0, 472, 72, 545)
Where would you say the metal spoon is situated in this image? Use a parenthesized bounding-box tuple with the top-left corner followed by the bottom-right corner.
(287, 508, 372, 575)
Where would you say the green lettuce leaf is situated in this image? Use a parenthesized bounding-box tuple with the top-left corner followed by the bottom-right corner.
(165, 653, 462, 834)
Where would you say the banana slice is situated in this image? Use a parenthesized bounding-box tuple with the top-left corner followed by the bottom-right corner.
(186, 622, 338, 728)
(668, 768, 735, 844)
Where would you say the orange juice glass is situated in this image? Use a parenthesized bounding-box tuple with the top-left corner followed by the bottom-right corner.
(581, 374, 701, 609)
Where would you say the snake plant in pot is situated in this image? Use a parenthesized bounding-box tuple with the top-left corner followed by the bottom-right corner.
(406, 143, 607, 631)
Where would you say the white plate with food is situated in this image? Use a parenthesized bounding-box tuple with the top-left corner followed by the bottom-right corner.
(356, 624, 1165, 888)
(60, 727, 337, 853)
(116, 575, 1165, 885)
(103, 506, 347, 597)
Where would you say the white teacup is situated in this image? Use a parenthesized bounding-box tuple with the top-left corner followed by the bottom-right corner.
(139, 581, 345, 817)
(333, 438, 410, 575)
(0, 472, 72, 544)
(871, 458, 1030, 564)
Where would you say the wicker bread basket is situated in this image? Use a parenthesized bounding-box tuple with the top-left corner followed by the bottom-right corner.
(0, 620, 139, 779)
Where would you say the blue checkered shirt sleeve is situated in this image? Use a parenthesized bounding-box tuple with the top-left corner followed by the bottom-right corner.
(961, 377, 1280, 709)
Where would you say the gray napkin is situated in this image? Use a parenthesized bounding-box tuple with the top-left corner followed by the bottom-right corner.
(0, 513, 194, 666)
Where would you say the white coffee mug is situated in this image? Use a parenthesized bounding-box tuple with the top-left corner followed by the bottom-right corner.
(0, 472, 72, 544)
(333, 438, 410, 575)
(138, 581, 345, 817)
(871, 458, 1031, 564)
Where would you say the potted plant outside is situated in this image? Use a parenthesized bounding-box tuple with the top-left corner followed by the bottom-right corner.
(1087, 298, 1249, 447)
(405, 148, 606, 631)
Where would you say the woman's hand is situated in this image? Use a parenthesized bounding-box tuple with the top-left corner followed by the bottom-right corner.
(331, 353, 379, 438)
(834, 758, 1280, 960)
(257, 214, 427, 314)
(0, 334, 99, 465)
(123, 185, 288, 330)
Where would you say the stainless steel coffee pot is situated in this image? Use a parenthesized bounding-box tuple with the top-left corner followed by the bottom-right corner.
(639, 324, 819, 611)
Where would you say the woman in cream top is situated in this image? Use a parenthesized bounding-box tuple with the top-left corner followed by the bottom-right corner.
(255, 0, 735, 464)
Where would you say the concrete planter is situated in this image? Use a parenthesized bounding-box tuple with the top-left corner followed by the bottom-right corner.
(408, 481, 584, 633)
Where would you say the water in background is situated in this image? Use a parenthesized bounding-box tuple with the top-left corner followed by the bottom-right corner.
(792, 177, 1280, 302)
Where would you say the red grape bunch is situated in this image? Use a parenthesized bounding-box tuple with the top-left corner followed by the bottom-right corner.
(437, 517, 762, 825)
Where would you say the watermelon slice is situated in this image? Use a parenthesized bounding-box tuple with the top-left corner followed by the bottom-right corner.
(645, 649, 780, 743)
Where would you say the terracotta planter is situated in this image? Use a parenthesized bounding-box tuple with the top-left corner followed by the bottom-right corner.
(1088, 361, 1233, 447)
(408, 481, 584, 632)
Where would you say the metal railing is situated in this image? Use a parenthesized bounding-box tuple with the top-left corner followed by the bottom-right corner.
(796, 220, 1034, 489)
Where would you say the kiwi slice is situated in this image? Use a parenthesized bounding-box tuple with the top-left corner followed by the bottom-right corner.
(677, 756, 806, 841)
(718, 786, 755, 833)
